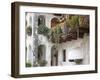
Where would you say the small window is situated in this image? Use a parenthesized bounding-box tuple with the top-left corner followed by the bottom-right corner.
(38, 15, 45, 26)
(63, 49, 66, 62)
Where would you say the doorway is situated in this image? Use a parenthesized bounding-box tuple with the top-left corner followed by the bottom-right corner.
(51, 46, 58, 66)
(38, 45, 46, 61)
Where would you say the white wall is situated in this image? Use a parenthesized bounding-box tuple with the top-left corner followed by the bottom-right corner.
(58, 35, 89, 66)
(0, 0, 100, 80)
(26, 13, 34, 65)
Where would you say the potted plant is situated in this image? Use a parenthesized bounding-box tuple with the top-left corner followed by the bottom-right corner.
(50, 26, 62, 43)
(33, 61, 39, 67)
(38, 24, 50, 37)
(26, 62, 32, 67)
(38, 59, 47, 66)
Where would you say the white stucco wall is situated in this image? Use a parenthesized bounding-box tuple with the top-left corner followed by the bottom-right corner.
(26, 13, 35, 66)
(57, 35, 89, 66)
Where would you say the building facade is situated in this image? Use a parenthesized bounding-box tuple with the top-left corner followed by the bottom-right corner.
(25, 13, 89, 67)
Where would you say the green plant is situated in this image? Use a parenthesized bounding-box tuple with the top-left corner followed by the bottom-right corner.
(55, 26, 62, 34)
(26, 26, 32, 36)
(38, 59, 47, 66)
(38, 25, 50, 36)
(75, 59, 83, 64)
(33, 61, 39, 67)
(50, 26, 62, 43)
(66, 15, 79, 29)
(26, 62, 32, 67)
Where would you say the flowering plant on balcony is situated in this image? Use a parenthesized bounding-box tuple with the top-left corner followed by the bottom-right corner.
(66, 15, 79, 29)
(50, 26, 63, 43)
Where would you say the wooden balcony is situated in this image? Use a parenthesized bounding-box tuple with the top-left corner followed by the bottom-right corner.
(51, 27, 89, 43)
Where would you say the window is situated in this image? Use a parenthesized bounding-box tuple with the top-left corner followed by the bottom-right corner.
(63, 49, 66, 62)
(38, 15, 45, 26)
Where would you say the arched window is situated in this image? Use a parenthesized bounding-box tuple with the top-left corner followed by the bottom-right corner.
(51, 17, 59, 28)
(38, 15, 45, 26)
(38, 45, 46, 60)
(51, 45, 58, 66)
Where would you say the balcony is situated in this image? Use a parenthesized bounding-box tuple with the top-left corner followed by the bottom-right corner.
(50, 27, 89, 43)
